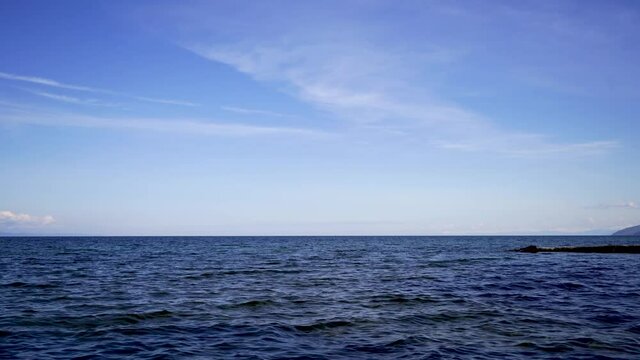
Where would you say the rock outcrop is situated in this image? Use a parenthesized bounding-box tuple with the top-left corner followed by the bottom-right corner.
(513, 245, 640, 253)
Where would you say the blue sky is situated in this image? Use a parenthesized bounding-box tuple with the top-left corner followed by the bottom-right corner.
(1, 0, 639, 235)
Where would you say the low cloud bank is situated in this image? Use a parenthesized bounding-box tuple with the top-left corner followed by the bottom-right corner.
(0, 210, 55, 227)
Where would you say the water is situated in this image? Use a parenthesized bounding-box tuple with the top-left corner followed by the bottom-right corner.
(1, 236, 639, 359)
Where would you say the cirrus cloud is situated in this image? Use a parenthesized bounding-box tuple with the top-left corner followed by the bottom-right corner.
(169, 0, 620, 158)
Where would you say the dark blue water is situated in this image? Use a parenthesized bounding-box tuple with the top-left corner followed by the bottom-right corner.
(1, 236, 639, 359)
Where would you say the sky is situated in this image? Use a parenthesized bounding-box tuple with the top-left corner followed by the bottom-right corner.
(1, 0, 639, 236)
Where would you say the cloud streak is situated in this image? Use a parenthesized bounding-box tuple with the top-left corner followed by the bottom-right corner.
(0, 71, 198, 107)
(0, 108, 323, 137)
(591, 201, 640, 210)
(0, 72, 95, 92)
(222, 106, 291, 118)
(21, 88, 121, 107)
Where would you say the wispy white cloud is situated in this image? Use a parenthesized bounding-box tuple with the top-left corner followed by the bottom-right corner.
(222, 105, 291, 118)
(132, 96, 198, 107)
(188, 42, 617, 157)
(134, 0, 624, 158)
(0, 72, 96, 92)
(591, 201, 640, 210)
(0, 109, 323, 137)
(0, 71, 198, 107)
(21, 88, 121, 107)
(435, 137, 619, 157)
(0, 210, 55, 227)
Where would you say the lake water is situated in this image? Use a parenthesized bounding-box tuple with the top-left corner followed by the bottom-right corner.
(1, 236, 639, 359)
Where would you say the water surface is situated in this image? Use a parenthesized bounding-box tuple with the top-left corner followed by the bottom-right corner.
(1, 236, 639, 359)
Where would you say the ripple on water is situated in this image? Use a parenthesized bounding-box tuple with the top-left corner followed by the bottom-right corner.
(293, 320, 355, 333)
(364, 294, 438, 308)
(1, 236, 640, 359)
(219, 299, 278, 309)
(2, 281, 60, 289)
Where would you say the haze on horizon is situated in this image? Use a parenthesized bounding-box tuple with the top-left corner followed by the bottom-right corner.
(1, 0, 639, 236)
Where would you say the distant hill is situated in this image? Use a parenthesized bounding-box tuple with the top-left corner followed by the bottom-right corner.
(613, 225, 640, 236)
